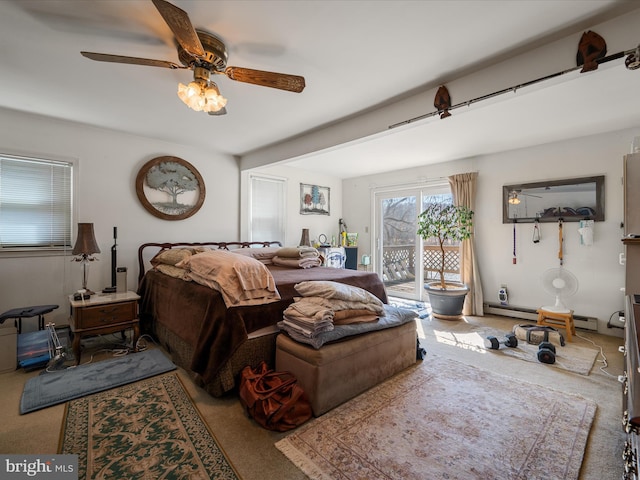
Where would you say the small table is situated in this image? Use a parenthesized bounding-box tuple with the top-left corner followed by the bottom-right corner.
(0, 305, 59, 334)
(69, 291, 140, 364)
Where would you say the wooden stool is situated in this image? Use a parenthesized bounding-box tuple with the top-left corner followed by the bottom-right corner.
(536, 308, 575, 342)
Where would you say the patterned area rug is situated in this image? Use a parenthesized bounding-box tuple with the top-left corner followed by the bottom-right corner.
(276, 355, 596, 480)
(59, 373, 239, 480)
(428, 324, 599, 375)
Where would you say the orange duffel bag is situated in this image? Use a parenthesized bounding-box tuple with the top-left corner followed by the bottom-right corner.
(239, 361, 312, 432)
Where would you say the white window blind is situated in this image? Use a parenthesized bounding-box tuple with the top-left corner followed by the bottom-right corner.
(0, 154, 73, 249)
(249, 175, 285, 243)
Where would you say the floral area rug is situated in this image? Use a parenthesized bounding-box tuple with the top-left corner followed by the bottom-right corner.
(276, 355, 596, 480)
(59, 373, 239, 480)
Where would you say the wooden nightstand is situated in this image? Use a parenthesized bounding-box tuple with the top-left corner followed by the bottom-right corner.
(69, 291, 140, 364)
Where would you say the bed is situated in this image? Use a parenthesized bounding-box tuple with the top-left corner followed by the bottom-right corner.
(136, 241, 388, 397)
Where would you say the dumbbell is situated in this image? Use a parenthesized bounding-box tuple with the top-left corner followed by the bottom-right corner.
(484, 333, 518, 350)
(537, 341, 556, 364)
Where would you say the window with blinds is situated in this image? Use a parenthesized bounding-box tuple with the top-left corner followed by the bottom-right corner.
(249, 175, 285, 243)
(0, 154, 73, 250)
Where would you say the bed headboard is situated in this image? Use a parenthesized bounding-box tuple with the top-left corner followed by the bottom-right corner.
(137, 241, 282, 283)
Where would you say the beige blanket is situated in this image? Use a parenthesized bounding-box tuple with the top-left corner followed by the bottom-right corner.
(177, 250, 281, 308)
(284, 300, 334, 323)
(282, 300, 334, 337)
(280, 318, 334, 337)
(276, 247, 320, 258)
(272, 256, 322, 269)
(295, 296, 385, 315)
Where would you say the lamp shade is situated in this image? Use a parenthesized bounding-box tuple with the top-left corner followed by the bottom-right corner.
(72, 223, 101, 255)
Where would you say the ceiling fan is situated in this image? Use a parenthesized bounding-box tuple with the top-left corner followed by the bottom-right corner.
(509, 190, 542, 205)
(508, 190, 542, 205)
(80, 0, 306, 115)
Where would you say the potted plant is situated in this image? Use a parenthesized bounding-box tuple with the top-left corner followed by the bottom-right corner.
(417, 202, 474, 319)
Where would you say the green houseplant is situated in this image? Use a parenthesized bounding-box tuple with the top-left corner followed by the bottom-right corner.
(417, 202, 474, 319)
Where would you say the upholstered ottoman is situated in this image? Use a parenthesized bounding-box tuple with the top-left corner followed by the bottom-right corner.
(276, 320, 417, 416)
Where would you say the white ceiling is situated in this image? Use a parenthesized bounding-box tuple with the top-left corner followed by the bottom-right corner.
(1, 0, 639, 179)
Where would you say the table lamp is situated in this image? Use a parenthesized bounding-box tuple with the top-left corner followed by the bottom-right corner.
(72, 223, 100, 295)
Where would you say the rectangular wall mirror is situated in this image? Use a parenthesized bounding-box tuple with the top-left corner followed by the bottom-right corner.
(503, 175, 604, 223)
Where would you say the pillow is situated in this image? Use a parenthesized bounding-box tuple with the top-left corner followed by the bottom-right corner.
(294, 280, 384, 307)
(150, 248, 193, 267)
(231, 247, 280, 263)
(155, 264, 190, 280)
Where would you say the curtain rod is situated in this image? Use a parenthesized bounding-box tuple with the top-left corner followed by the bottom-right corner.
(369, 176, 448, 191)
(389, 45, 639, 130)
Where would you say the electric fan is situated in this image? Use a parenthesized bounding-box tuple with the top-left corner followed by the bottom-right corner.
(541, 267, 579, 312)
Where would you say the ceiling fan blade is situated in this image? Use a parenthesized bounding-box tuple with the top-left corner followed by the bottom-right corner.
(208, 107, 227, 116)
(152, 0, 204, 58)
(224, 67, 305, 93)
(81, 51, 186, 69)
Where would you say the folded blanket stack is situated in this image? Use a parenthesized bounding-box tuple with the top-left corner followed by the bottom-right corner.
(281, 299, 334, 338)
(272, 246, 322, 269)
(279, 280, 386, 341)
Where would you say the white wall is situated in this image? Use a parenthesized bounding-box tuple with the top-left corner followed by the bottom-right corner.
(0, 108, 239, 329)
(2, 105, 636, 338)
(241, 164, 343, 247)
(342, 127, 639, 336)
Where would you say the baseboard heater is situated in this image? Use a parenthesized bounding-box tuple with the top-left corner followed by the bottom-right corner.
(483, 302, 599, 331)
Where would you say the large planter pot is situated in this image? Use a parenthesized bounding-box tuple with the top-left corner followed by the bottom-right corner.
(424, 282, 469, 320)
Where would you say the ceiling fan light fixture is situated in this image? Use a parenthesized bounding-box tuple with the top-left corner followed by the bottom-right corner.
(508, 194, 521, 205)
(177, 79, 226, 113)
(203, 82, 227, 112)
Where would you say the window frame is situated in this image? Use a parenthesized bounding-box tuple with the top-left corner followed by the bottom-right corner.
(0, 152, 77, 258)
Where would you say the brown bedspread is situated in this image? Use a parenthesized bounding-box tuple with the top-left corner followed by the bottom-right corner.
(137, 266, 387, 383)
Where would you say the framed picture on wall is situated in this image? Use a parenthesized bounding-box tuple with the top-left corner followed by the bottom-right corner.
(300, 183, 330, 215)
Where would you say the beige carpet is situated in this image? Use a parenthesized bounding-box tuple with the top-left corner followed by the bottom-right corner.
(276, 355, 596, 480)
(0, 315, 625, 479)
(59, 373, 239, 480)
(430, 323, 599, 375)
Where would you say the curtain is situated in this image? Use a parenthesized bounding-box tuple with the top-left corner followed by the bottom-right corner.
(448, 172, 484, 316)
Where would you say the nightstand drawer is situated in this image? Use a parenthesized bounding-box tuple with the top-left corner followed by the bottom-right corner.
(75, 301, 136, 329)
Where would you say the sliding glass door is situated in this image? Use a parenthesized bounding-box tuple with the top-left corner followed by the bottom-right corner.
(374, 183, 454, 301)
(375, 189, 421, 299)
